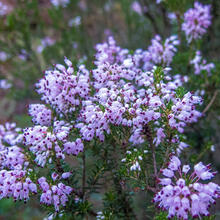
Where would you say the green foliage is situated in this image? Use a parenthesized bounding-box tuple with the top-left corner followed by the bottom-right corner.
(154, 67, 164, 84)
(175, 86, 187, 98)
(155, 211, 169, 220)
(164, 0, 192, 13)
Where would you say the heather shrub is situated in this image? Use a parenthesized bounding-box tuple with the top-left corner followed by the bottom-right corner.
(0, 0, 220, 219)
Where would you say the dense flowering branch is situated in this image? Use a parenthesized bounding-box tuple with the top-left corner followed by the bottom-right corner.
(0, 30, 219, 219)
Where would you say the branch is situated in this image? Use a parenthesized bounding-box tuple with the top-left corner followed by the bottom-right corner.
(55, 157, 64, 173)
(145, 186, 157, 193)
(82, 151, 86, 200)
(175, 12, 182, 43)
(139, 0, 161, 35)
(144, 125, 158, 179)
(202, 90, 218, 114)
(152, 144, 157, 178)
(160, 5, 171, 36)
(161, 131, 173, 171)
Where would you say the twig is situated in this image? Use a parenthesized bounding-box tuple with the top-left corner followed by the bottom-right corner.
(161, 146, 170, 171)
(55, 157, 64, 174)
(175, 12, 182, 43)
(202, 90, 218, 114)
(144, 125, 158, 179)
(82, 151, 86, 200)
(152, 144, 157, 178)
(145, 186, 157, 193)
(139, 0, 161, 35)
(109, 140, 138, 220)
(161, 132, 173, 171)
(112, 174, 138, 220)
(85, 166, 105, 198)
(160, 5, 171, 36)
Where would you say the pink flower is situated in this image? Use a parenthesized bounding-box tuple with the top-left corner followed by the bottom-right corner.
(162, 168, 174, 178)
(131, 1, 142, 15)
(168, 156, 181, 171)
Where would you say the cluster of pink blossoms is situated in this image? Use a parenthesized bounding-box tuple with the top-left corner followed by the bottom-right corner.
(146, 35, 179, 67)
(182, 2, 211, 43)
(0, 123, 24, 169)
(37, 37, 56, 54)
(29, 104, 52, 126)
(74, 36, 200, 146)
(0, 123, 39, 203)
(154, 156, 220, 219)
(94, 35, 179, 71)
(0, 1, 11, 16)
(190, 51, 215, 75)
(38, 177, 72, 211)
(0, 170, 37, 202)
(23, 36, 202, 164)
(36, 58, 90, 114)
(23, 119, 84, 167)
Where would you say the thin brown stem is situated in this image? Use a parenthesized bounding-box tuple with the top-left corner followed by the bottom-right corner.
(82, 151, 86, 200)
(152, 144, 157, 179)
(144, 125, 158, 180)
(176, 12, 182, 43)
(161, 132, 173, 171)
(202, 90, 218, 114)
(160, 5, 171, 36)
(55, 157, 64, 174)
(139, 0, 161, 35)
(145, 186, 157, 193)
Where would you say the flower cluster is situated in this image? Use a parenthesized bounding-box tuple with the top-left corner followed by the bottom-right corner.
(29, 104, 52, 126)
(146, 35, 179, 67)
(94, 35, 179, 71)
(0, 170, 37, 202)
(168, 91, 202, 133)
(94, 35, 179, 72)
(190, 51, 215, 75)
(0, 123, 38, 203)
(38, 177, 72, 211)
(121, 148, 147, 172)
(182, 2, 211, 43)
(36, 58, 90, 114)
(94, 36, 129, 66)
(154, 156, 220, 219)
(73, 36, 200, 149)
(37, 37, 56, 53)
(78, 64, 200, 144)
(0, 123, 24, 169)
(63, 138, 84, 155)
(23, 120, 73, 167)
(0, 1, 10, 16)
(0, 121, 74, 211)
